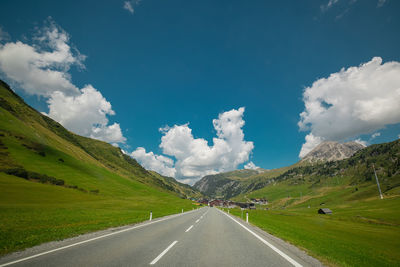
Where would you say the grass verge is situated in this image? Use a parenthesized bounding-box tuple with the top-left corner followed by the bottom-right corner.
(226, 196, 400, 267)
(0, 173, 196, 256)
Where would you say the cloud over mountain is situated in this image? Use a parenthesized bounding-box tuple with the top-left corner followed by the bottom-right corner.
(47, 85, 125, 143)
(299, 57, 400, 157)
(244, 161, 259, 170)
(131, 107, 255, 184)
(130, 147, 176, 177)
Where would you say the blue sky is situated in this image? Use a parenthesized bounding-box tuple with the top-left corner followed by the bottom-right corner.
(0, 0, 399, 184)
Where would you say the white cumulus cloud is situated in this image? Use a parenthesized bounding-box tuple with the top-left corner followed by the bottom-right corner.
(161, 107, 254, 180)
(46, 85, 126, 143)
(0, 19, 126, 144)
(299, 133, 325, 158)
(298, 57, 400, 157)
(131, 107, 255, 184)
(130, 147, 176, 177)
(371, 132, 381, 139)
(354, 138, 368, 147)
(0, 20, 84, 96)
(244, 161, 259, 170)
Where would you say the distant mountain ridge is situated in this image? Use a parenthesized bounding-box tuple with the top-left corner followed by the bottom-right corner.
(194, 138, 399, 201)
(301, 141, 365, 163)
(193, 169, 263, 194)
(193, 138, 400, 200)
(193, 167, 287, 199)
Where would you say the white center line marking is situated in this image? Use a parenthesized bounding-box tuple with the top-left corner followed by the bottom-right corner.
(149, 241, 178, 265)
(185, 225, 194, 232)
(195, 219, 200, 223)
(0, 208, 204, 267)
(217, 209, 303, 267)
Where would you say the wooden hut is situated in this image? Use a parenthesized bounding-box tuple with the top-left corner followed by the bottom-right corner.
(318, 208, 332, 214)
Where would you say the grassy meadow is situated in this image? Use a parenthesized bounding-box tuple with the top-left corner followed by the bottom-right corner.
(0, 172, 196, 256)
(227, 189, 400, 266)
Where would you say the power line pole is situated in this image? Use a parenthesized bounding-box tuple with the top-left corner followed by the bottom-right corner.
(373, 164, 383, 199)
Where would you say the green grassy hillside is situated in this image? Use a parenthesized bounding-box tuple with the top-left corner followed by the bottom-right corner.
(148, 171, 202, 199)
(224, 139, 400, 266)
(196, 137, 400, 201)
(0, 80, 199, 255)
(235, 139, 400, 203)
(227, 196, 400, 266)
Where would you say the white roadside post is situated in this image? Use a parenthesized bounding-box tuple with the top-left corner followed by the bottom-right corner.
(228, 209, 230, 214)
(150, 211, 152, 221)
(246, 211, 249, 223)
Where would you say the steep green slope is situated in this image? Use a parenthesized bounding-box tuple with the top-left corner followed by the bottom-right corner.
(0, 80, 198, 255)
(148, 171, 202, 199)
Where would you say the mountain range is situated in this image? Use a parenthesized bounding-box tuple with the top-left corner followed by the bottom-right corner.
(194, 138, 399, 200)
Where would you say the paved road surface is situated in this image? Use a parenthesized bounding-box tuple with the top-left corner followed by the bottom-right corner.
(0, 207, 322, 267)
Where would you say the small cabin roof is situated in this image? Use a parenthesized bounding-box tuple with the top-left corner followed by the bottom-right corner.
(318, 208, 332, 214)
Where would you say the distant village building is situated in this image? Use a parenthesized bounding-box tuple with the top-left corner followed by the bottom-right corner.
(209, 199, 224, 207)
(235, 202, 255, 209)
(198, 199, 209, 206)
(225, 201, 238, 209)
(318, 208, 332, 214)
(199, 199, 257, 209)
(250, 198, 268, 205)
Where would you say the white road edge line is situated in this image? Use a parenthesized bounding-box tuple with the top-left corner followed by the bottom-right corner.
(185, 225, 194, 232)
(149, 240, 178, 265)
(217, 209, 303, 267)
(0, 208, 204, 267)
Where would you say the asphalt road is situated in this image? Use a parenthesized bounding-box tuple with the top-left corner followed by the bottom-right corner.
(0, 207, 322, 267)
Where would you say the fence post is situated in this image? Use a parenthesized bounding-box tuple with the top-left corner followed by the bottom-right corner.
(150, 211, 152, 221)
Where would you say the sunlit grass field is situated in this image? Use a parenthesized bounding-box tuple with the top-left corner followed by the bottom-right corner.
(227, 194, 400, 266)
(0, 173, 196, 256)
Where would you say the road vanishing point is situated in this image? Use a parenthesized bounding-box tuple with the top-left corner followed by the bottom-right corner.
(0, 207, 322, 267)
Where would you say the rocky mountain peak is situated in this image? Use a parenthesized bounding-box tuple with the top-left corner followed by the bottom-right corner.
(301, 141, 365, 163)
